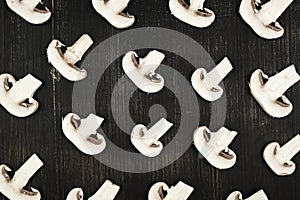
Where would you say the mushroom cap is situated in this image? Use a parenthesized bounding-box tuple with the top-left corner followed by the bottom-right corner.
(263, 142, 296, 176)
(66, 188, 83, 200)
(249, 69, 293, 118)
(191, 68, 223, 101)
(6, 0, 51, 24)
(239, 0, 284, 39)
(148, 182, 170, 200)
(226, 191, 242, 200)
(227, 190, 268, 200)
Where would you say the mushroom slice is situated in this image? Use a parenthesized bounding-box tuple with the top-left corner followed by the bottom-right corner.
(91, 0, 135, 29)
(131, 118, 173, 157)
(47, 34, 93, 81)
(249, 65, 300, 118)
(66, 180, 120, 200)
(263, 134, 300, 176)
(227, 190, 268, 200)
(169, 0, 215, 28)
(239, 0, 293, 39)
(148, 181, 194, 200)
(0, 154, 43, 200)
(0, 73, 42, 117)
(6, 0, 51, 24)
(122, 50, 165, 93)
(62, 113, 106, 155)
(191, 57, 233, 101)
(194, 126, 238, 169)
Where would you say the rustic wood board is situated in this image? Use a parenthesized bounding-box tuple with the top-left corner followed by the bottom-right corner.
(0, 0, 299, 199)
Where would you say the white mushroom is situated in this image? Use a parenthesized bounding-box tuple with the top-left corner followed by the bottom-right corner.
(194, 126, 238, 169)
(6, 0, 51, 24)
(62, 113, 106, 155)
(0, 73, 42, 117)
(91, 0, 135, 29)
(148, 181, 194, 200)
(227, 190, 268, 200)
(122, 50, 165, 93)
(0, 154, 43, 200)
(249, 65, 300, 118)
(239, 0, 293, 39)
(191, 57, 233, 101)
(47, 34, 93, 81)
(263, 134, 300, 176)
(66, 180, 120, 200)
(169, 0, 215, 28)
(131, 118, 173, 157)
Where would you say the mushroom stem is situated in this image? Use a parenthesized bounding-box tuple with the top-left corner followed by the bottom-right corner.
(105, 0, 130, 14)
(11, 154, 43, 189)
(189, 0, 205, 11)
(164, 181, 194, 200)
(276, 134, 300, 164)
(88, 180, 120, 200)
(216, 128, 238, 147)
(144, 118, 173, 141)
(138, 50, 165, 76)
(263, 65, 300, 101)
(204, 57, 233, 89)
(256, 0, 293, 25)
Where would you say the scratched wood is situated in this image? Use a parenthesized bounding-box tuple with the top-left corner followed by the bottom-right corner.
(0, 0, 300, 199)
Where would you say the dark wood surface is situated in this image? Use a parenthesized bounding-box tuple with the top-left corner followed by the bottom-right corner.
(0, 0, 299, 199)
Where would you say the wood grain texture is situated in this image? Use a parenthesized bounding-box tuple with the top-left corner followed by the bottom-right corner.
(0, 0, 299, 199)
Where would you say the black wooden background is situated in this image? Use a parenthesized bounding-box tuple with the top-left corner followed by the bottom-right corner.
(0, 0, 299, 200)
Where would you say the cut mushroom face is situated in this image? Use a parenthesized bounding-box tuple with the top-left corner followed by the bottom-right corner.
(227, 190, 268, 200)
(6, 0, 51, 24)
(148, 181, 194, 200)
(47, 34, 93, 81)
(62, 113, 106, 155)
(249, 65, 300, 118)
(131, 118, 173, 157)
(191, 57, 233, 101)
(122, 50, 165, 93)
(169, 0, 215, 28)
(91, 0, 135, 29)
(239, 0, 293, 39)
(0, 74, 42, 117)
(66, 180, 120, 200)
(193, 126, 238, 169)
(263, 134, 300, 176)
(0, 154, 43, 200)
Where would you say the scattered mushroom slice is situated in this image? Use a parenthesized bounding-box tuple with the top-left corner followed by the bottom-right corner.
(131, 118, 173, 157)
(148, 181, 194, 200)
(169, 0, 215, 28)
(193, 126, 238, 169)
(191, 57, 233, 101)
(0, 73, 42, 117)
(62, 113, 106, 155)
(0, 154, 43, 200)
(122, 50, 165, 93)
(227, 190, 268, 200)
(6, 0, 51, 24)
(263, 134, 300, 176)
(249, 65, 300, 118)
(91, 0, 135, 29)
(47, 34, 93, 81)
(239, 0, 293, 39)
(66, 180, 120, 200)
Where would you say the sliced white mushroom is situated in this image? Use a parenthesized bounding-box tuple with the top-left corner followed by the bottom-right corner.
(249, 65, 300, 118)
(191, 57, 233, 101)
(6, 0, 51, 24)
(263, 134, 300, 176)
(239, 0, 293, 39)
(0, 73, 42, 117)
(227, 190, 268, 200)
(194, 126, 238, 169)
(66, 180, 120, 200)
(91, 0, 135, 29)
(169, 0, 215, 28)
(131, 118, 173, 157)
(122, 50, 165, 93)
(0, 154, 43, 200)
(148, 181, 194, 200)
(47, 34, 93, 81)
(62, 113, 106, 155)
